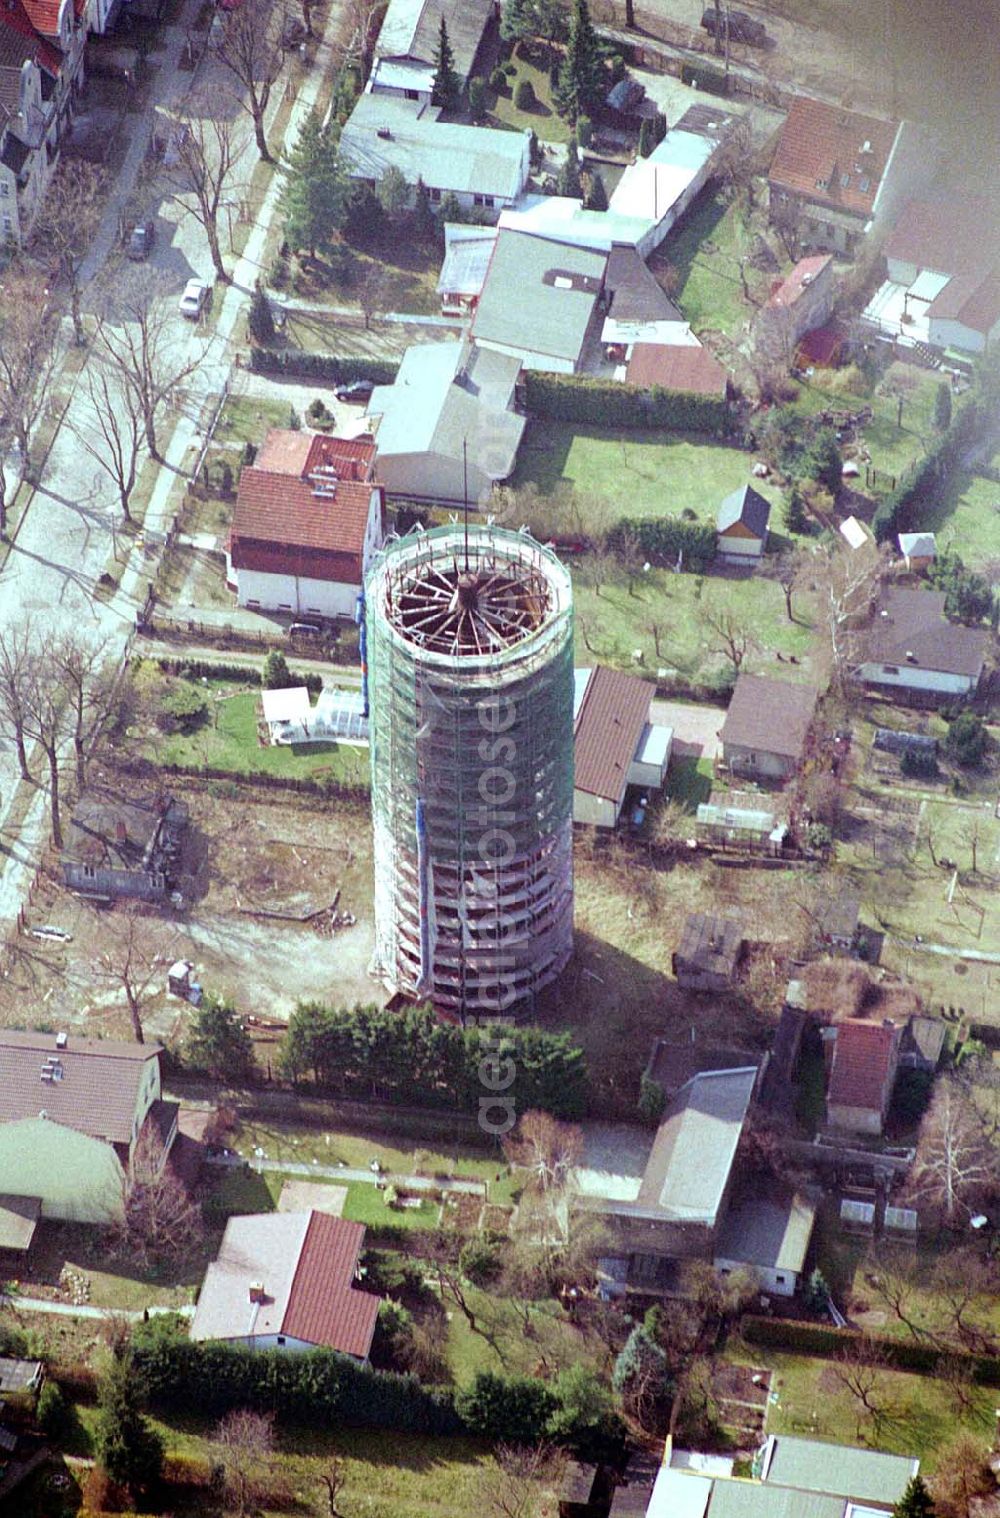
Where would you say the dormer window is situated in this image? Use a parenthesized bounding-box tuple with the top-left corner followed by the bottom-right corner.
(815, 178, 828, 191)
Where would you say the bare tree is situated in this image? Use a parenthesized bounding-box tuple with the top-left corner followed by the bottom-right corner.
(930, 1433, 995, 1518)
(862, 1249, 927, 1341)
(715, 115, 758, 211)
(72, 361, 146, 522)
(700, 600, 757, 674)
(320, 1457, 346, 1518)
(93, 283, 200, 461)
(213, 1409, 275, 1518)
(22, 666, 70, 849)
(908, 1073, 995, 1224)
(115, 1127, 203, 1267)
(213, 0, 287, 163)
(30, 161, 107, 345)
(770, 198, 801, 260)
(504, 1110, 582, 1195)
(356, 260, 391, 330)
(831, 1337, 894, 1440)
(0, 266, 62, 496)
(95, 904, 179, 1044)
(772, 547, 809, 622)
(0, 624, 35, 781)
(477, 1443, 565, 1518)
(164, 107, 246, 283)
(812, 542, 887, 695)
(51, 631, 114, 790)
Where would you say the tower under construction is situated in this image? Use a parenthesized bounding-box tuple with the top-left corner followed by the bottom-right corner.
(365, 523, 574, 1020)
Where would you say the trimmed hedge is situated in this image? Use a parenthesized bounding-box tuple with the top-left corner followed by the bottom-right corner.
(153, 657, 323, 698)
(606, 515, 718, 571)
(133, 1337, 463, 1434)
(741, 1314, 1000, 1386)
(247, 349, 399, 385)
(680, 61, 729, 95)
(120, 757, 370, 800)
(523, 372, 729, 434)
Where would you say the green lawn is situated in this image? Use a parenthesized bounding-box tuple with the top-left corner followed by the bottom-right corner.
(203, 1164, 441, 1232)
(513, 421, 778, 535)
(664, 754, 715, 810)
(150, 684, 370, 785)
(446, 1284, 607, 1386)
(919, 469, 1000, 567)
(650, 192, 786, 336)
(234, 1119, 505, 1187)
(790, 362, 941, 483)
(484, 49, 570, 143)
(213, 395, 293, 447)
(572, 567, 816, 679)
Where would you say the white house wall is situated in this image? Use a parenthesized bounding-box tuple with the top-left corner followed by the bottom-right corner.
(854, 661, 976, 695)
(237, 568, 361, 619)
(717, 536, 763, 560)
(713, 1255, 798, 1297)
(374, 450, 494, 504)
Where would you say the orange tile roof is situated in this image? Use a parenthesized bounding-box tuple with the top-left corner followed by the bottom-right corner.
(765, 253, 832, 310)
(231, 470, 381, 581)
(0, 2, 63, 72)
(626, 342, 728, 396)
(769, 97, 897, 218)
(828, 1019, 899, 1114)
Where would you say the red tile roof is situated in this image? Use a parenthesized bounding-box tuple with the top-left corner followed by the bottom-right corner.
(0, 1030, 160, 1146)
(574, 665, 654, 804)
(0, 2, 63, 72)
(828, 1019, 899, 1114)
(20, 0, 83, 39)
(769, 97, 897, 218)
(282, 1212, 379, 1358)
(626, 342, 728, 396)
(765, 254, 832, 311)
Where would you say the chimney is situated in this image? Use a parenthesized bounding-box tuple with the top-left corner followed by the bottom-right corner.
(248, 1281, 265, 1304)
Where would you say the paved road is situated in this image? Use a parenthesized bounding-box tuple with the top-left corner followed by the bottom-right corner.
(0, 2, 344, 925)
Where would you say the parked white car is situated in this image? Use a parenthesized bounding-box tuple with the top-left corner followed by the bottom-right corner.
(179, 278, 210, 319)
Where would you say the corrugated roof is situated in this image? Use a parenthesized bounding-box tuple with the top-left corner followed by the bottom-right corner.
(720, 673, 818, 760)
(573, 664, 654, 803)
(637, 1066, 756, 1223)
(627, 342, 728, 395)
(283, 1211, 379, 1359)
(437, 226, 497, 296)
(768, 97, 897, 217)
(717, 484, 771, 537)
(861, 587, 988, 679)
(0, 1030, 159, 1146)
(375, 0, 492, 81)
(761, 1435, 918, 1506)
(473, 229, 607, 364)
(828, 1018, 899, 1113)
(191, 1210, 380, 1357)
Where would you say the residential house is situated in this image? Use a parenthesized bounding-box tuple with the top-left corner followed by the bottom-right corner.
(19, 0, 86, 95)
(0, 1030, 174, 1225)
(62, 787, 188, 901)
(366, 338, 524, 504)
(716, 483, 771, 561)
(228, 431, 384, 619)
(0, 12, 66, 243)
(572, 665, 671, 828)
(694, 790, 788, 855)
(853, 586, 989, 699)
(649, 1436, 920, 1517)
(191, 1210, 382, 1359)
(608, 127, 723, 257)
(472, 228, 608, 374)
(767, 97, 936, 255)
(719, 673, 819, 780)
(369, 0, 493, 104)
(826, 1018, 901, 1135)
(672, 912, 744, 992)
(625, 341, 728, 397)
(864, 195, 1000, 356)
(601, 243, 689, 359)
(339, 94, 529, 217)
(754, 252, 837, 358)
(499, 193, 653, 256)
(436, 223, 497, 315)
(898, 531, 936, 572)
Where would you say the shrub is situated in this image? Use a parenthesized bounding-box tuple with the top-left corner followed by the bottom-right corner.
(37, 1380, 67, 1436)
(156, 683, 209, 735)
(456, 1372, 557, 1444)
(489, 66, 507, 92)
(248, 282, 276, 346)
(934, 379, 953, 431)
(327, 241, 358, 286)
(576, 113, 592, 147)
(458, 1234, 503, 1286)
(638, 118, 654, 157)
(739, 1314, 1000, 1385)
(468, 77, 487, 119)
(803, 1268, 829, 1313)
(638, 1072, 666, 1124)
(901, 747, 938, 779)
(262, 650, 294, 690)
(247, 349, 399, 386)
(945, 710, 987, 767)
(784, 489, 809, 534)
(514, 78, 535, 110)
(605, 516, 717, 572)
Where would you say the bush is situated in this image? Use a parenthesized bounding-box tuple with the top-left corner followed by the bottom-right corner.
(456, 1372, 557, 1444)
(605, 516, 718, 572)
(872, 396, 986, 543)
(680, 60, 728, 93)
(248, 282, 276, 346)
(638, 118, 654, 157)
(638, 1072, 666, 1124)
(576, 114, 592, 147)
(156, 683, 209, 735)
(514, 78, 535, 110)
(153, 658, 322, 698)
(489, 66, 507, 92)
(262, 650, 294, 690)
(37, 1380, 67, 1436)
(945, 710, 987, 767)
(523, 371, 729, 433)
(468, 78, 487, 119)
(458, 1234, 503, 1286)
(784, 488, 808, 534)
(247, 349, 399, 385)
(740, 1314, 1000, 1385)
(327, 241, 358, 286)
(901, 747, 938, 779)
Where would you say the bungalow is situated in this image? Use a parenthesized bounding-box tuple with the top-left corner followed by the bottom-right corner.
(339, 94, 529, 217)
(229, 431, 384, 619)
(0, 1031, 174, 1225)
(369, 0, 493, 103)
(898, 531, 936, 572)
(608, 128, 722, 257)
(472, 228, 608, 374)
(63, 787, 188, 901)
(367, 338, 525, 504)
(572, 665, 672, 828)
(853, 586, 989, 699)
(436, 223, 497, 316)
(719, 673, 819, 780)
(672, 912, 744, 992)
(826, 1018, 901, 1136)
(716, 484, 771, 561)
(767, 97, 936, 256)
(191, 1210, 382, 1360)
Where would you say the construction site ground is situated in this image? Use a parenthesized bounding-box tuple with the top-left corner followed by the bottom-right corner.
(0, 782, 378, 1040)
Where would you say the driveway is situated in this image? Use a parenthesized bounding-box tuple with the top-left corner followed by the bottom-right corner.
(651, 698, 724, 760)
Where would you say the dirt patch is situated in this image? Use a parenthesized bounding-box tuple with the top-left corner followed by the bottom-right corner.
(712, 1363, 771, 1407)
(277, 1180, 348, 1215)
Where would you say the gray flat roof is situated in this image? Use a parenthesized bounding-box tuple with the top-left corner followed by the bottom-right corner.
(715, 1190, 816, 1273)
(340, 95, 528, 202)
(636, 1066, 757, 1224)
(761, 1435, 919, 1505)
(473, 229, 607, 363)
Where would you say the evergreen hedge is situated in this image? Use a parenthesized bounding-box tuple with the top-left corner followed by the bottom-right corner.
(523, 372, 729, 434)
(871, 397, 986, 543)
(741, 1314, 1000, 1385)
(247, 350, 400, 385)
(605, 515, 718, 571)
(154, 657, 323, 697)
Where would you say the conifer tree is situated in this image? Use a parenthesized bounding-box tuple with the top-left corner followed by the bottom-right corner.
(94, 1354, 163, 1499)
(431, 17, 460, 109)
(892, 1476, 936, 1518)
(554, 0, 605, 123)
(558, 138, 583, 198)
(586, 168, 608, 210)
(280, 110, 347, 257)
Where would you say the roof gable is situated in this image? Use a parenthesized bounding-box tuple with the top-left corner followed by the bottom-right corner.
(769, 97, 897, 217)
(573, 664, 654, 802)
(717, 483, 771, 537)
(0, 1031, 159, 1146)
(828, 1019, 899, 1112)
(861, 587, 988, 678)
(720, 673, 818, 759)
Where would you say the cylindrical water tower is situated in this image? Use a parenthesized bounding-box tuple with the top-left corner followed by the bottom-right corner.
(365, 523, 574, 1020)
